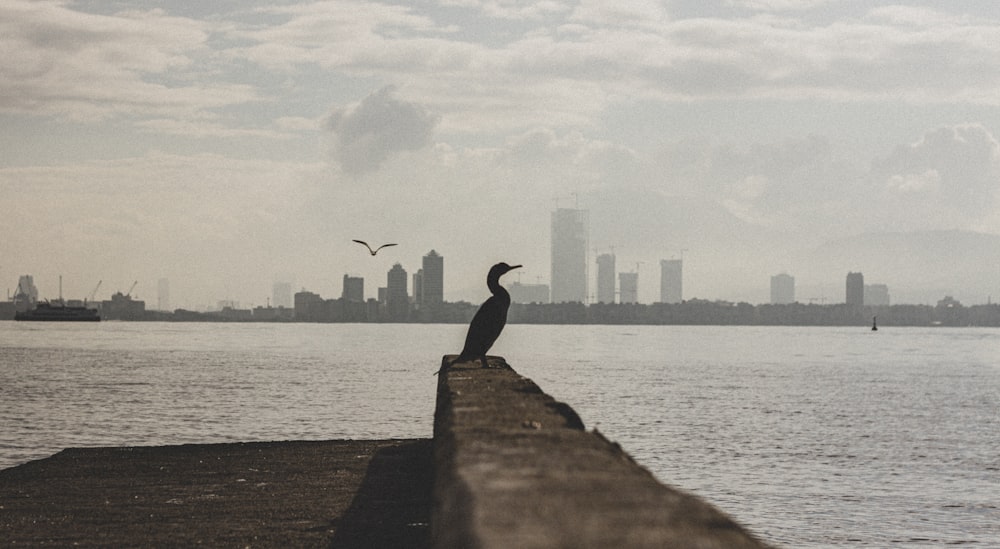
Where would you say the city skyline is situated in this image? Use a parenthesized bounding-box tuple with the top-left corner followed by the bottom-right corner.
(4, 243, 997, 310)
(4, 2, 1000, 308)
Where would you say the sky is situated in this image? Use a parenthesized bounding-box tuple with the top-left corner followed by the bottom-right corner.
(3, 0, 1000, 308)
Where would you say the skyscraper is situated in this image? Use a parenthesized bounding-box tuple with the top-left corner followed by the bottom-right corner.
(770, 274, 795, 305)
(157, 278, 170, 311)
(846, 272, 864, 306)
(386, 263, 409, 320)
(412, 270, 424, 305)
(342, 274, 364, 302)
(272, 281, 292, 308)
(422, 250, 444, 304)
(865, 283, 890, 306)
(660, 259, 682, 304)
(596, 253, 616, 304)
(551, 208, 588, 303)
(508, 281, 550, 304)
(619, 272, 638, 304)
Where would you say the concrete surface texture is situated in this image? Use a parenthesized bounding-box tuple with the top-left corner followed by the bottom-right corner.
(432, 355, 775, 549)
(0, 439, 432, 548)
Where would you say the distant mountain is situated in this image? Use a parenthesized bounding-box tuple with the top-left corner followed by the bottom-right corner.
(796, 230, 1000, 305)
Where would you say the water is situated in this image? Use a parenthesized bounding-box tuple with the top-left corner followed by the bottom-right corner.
(1, 322, 998, 547)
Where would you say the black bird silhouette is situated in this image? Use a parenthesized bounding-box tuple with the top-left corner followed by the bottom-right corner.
(353, 240, 397, 256)
(450, 262, 521, 369)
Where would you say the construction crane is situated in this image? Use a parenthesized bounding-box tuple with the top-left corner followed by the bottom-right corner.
(87, 280, 102, 303)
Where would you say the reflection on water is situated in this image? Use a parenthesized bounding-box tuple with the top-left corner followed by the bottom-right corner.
(505, 325, 1000, 548)
(0, 323, 456, 468)
(2, 322, 998, 547)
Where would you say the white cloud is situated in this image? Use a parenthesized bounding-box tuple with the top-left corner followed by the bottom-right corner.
(652, 125, 1000, 238)
(235, 1, 450, 70)
(8, 0, 1000, 144)
(571, 0, 669, 27)
(324, 86, 440, 175)
(870, 124, 1000, 229)
(886, 169, 940, 193)
(727, 0, 834, 11)
(135, 118, 292, 139)
(6, 1, 1000, 305)
(0, 1, 260, 120)
(478, 0, 573, 21)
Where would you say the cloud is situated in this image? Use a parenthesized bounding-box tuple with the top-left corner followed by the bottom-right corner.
(727, 0, 834, 11)
(869, 124, 1000, 228)
(653, 134, 857, 233)
(652, 125, 1000, 238)
(325, 86, 439, 175)
(226, 1, 1000, 142)
(0, 1, 260, 120)
(571, 0, 668, 27)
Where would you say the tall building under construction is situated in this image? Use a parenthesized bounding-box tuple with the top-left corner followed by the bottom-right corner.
(660, 259, 683, 304)
(550, 208, 588, 303)
(596, 253, 616, 304)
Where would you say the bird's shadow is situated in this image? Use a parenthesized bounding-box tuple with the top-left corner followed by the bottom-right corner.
(327, 439, 433, 549)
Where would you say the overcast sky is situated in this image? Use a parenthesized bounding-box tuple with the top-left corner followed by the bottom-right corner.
(3, 0, 1000, 308)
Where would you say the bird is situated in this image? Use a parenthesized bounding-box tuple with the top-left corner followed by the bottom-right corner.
(448, 262, 521, 370)
(353, 240, 397, 256)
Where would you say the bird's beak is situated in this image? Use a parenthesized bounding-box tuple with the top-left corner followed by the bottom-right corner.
(510, 264, 522, 270)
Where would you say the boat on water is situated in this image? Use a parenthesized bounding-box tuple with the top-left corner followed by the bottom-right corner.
(15, 302, 100, 322)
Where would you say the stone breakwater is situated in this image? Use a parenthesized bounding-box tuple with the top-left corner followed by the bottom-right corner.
(433, 355, 773, 549)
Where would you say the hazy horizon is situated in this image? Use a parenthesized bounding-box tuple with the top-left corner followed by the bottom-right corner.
(4, 1, 1000, 309)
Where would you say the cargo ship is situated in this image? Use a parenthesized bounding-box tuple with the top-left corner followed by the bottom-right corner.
(15, 301, 100, 322)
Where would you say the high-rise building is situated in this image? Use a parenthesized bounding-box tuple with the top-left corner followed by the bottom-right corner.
(422, 250, 444, 304)
(12, 275, 39, 314)
(865, 284, 890, 306)
(770, 274, 795, 305)
(157, 278, 171, 311)
(596, 253, 616, 304)
(412, 270, 424, 305)
(619, 272, 638, 304)
(551, 208, 588, 303)
(508, 281, 550, 304)
(660, 259, 683, 304)
(386, 263, 409, 320)
(272, 281, 292, 309)
(342, 275, 364, 302)
(294, 290, 324, 322)
(846, 272, 864, 307)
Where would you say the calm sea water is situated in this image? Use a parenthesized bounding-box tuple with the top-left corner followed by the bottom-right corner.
(1, 322, 997, 547)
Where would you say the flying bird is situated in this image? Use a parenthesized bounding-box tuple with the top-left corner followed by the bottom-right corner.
(448, 262, 521, 370)
(353, 240, 397, 256)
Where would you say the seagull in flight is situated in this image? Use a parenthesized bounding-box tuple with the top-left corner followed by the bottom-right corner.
(353, 239, 397, 256)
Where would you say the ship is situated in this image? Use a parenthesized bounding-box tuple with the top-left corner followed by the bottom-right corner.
(15, 301, 101, 322)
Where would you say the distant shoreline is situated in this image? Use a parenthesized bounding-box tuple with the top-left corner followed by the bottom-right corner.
(5, 299, 998, 327)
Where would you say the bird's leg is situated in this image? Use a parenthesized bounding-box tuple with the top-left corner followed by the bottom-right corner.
(479, 355, 489, 368)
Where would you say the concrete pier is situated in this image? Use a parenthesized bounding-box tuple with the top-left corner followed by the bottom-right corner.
(0, 440, 433, 547)
(433, 355, 773, 549)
